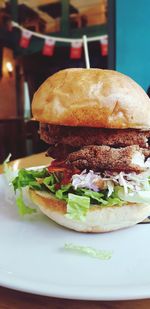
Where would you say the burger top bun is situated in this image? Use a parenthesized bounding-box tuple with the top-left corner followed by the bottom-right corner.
(29, 189, 150, 233)
(32, 68, 150, 129)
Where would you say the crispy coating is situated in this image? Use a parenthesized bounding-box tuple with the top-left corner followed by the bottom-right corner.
(40, 124, 150, 148)
(40, 124, 150, 172)
(46, 144, 150, 162)
(67, 145, 148, 172)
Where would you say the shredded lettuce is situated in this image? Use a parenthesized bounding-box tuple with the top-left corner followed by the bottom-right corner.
(118, 187, 150, 204)
(77, 189, 108, 205)
(12, 168, 124, 219)
(66, 193, 90, 221)
(106, 196, 123, 207)
(12, 168, 49, 215)
(55, 184, 72, 201)
(75, 187, 123, 207)
(106, 186, 124, 207)
(16, 189, 36, 215)
(43, 174, 59, 193)
(55, 186, 123, 207)
(12, 168, 48, 192)
(3, 156, 40, 215)
(72, 170, 150, 196)
(3, 154, 20, 206)
(11, 166, 150, 220)
(64, 243, 112, 260)
(3, 153, 16, 183)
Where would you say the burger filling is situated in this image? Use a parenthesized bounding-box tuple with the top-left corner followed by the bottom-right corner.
(40, 123, 150, 172)
(12, 124, 150, 220)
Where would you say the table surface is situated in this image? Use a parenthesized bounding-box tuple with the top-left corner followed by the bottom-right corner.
(0, 152, 150, 309)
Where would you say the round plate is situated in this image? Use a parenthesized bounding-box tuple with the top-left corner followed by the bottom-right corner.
(0, 173, 150, 300)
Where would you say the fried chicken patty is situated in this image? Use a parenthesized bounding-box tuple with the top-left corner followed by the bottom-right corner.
(67, 145, 150, 172)
(40, 124, 150, 148)
(40, 124, 150, 172)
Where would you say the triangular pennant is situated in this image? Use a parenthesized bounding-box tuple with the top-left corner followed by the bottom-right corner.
(42, 38, 55, 56)
(70, 41, 82, 59)
(19, 29, 32, 48)
(100, 37, 108, 56)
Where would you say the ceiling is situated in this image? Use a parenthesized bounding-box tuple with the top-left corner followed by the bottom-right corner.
(18, 0, 107, 31)
(1, 0, 107, 32)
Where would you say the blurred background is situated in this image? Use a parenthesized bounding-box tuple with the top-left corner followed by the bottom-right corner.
(0, 0, 149, 163)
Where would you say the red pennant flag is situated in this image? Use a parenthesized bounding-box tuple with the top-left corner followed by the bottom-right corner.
(100, 37, 108, 56)
(19, 30, 32, 48)
(70, 41, 82, 59)
(42, 38, 55, 56)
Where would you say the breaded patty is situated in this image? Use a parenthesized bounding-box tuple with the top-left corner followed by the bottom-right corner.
(67, 145, 149, 172)
(40, 124, 150, 148)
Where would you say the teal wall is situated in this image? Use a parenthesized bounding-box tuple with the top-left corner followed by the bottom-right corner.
(116, 0, 150, 91)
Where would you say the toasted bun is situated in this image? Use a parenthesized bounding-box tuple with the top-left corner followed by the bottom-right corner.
(29, 189, 150, 232)
(32, 68, 150, 129)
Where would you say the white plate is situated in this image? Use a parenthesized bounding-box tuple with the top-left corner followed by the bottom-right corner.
(0, 173, 150, 301)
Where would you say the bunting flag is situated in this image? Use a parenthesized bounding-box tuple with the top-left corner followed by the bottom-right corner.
(100, 37, 108, 56)
(11, 21, 108, 61)
(70, 41, 82, 59)
(19, 29, 32, 48)
(42, 38, 55, 56)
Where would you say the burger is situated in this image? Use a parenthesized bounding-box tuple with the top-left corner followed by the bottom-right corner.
(12, 68, 150, 232)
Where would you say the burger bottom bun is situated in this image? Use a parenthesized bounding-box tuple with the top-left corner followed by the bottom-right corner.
(29, 189, 150, 233)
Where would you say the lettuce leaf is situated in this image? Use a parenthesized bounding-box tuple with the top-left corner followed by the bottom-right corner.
(3, 153, 16, 183)
(12, 168, 48, 192)
(74, 188, 123, 207)
(43, 174, 59, 193)
(16, 189, 36, 215)
(64, 243, 112, 260)
(55, 184, 72, 201)
(12, 168, 57, 215)
(106, 196, 123, 206)
(12, 168, 49, 215)
(77, 188, 108, 205)
(66, 193, 90, 221)
(106, 187, 124, 207)
(3, 158, 38, 215)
